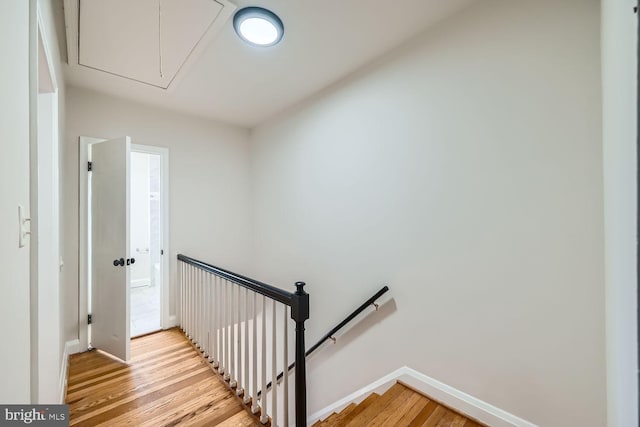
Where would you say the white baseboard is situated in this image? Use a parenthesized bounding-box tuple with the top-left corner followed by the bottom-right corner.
(167, 315, 177, 328)
(308, 366, 538, 427)
(58, 339, 80, 404)
(66, 339, 82, 355)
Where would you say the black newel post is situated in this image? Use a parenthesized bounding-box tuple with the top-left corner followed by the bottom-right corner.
(291, 281, 309, 427)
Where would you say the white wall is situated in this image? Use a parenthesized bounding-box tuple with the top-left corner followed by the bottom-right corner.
(602, 0, 639, 426)
(64, 87, 252, 343)
(250, 1, 604, 426)
(0, 0, 33, 403)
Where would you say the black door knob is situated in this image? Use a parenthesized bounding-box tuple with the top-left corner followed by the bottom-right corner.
(113, 258, 125, 267)
(130, 258, 136, 264)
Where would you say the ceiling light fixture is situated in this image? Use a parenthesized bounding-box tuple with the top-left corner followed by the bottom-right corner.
(233, 7, 284, 47)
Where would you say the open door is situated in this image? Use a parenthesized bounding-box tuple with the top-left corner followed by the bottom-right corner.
(90, 136, 131, 362)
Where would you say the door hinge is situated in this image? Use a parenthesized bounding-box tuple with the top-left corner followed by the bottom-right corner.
(160, 249, 164, 255)
(88, 161, 93, 172)
(88, 314, 93, 325)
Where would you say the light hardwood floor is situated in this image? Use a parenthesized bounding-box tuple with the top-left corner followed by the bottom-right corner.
(65, 328, 258, 426)
(67, 329, 485, 426)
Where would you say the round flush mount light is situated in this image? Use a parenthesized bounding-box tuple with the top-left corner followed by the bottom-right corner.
(233, 7, 284, 47)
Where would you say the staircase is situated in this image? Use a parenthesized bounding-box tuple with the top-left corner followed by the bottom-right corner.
(313, 383, 485, 427)
(176, 256, 481, 426)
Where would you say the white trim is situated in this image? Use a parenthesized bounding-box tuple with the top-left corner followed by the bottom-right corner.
(62, 0, 78, 67)
(168, 315, 177, 329)
(308, 366, 538, 427)
(164, 0, 237, 92)
(35, 2, 64, 404)
(28, 0, 39, 404)
(36, 6, 58, 93)
(79, 136, 104, 351)
(601, 0, 639, 425)
(66, 339, 82, 355)
(37, 91, 61, 404)
(57, 347, 67, 404)
(58, 339, 79, 404)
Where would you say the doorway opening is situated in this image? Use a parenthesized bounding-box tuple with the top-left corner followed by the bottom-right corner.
(130, 150, 162, 337)
(79, 137, 170, 358)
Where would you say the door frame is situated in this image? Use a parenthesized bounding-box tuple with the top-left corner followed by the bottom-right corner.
(30, 0, 62, 403)
(79, 138, 170, 351)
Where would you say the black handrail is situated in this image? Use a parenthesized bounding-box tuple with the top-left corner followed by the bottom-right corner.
(306, 285, 389, 356)
(178, 254, 294, 306)
(178, 254, 309, 427)
(259, 285, 389, 396)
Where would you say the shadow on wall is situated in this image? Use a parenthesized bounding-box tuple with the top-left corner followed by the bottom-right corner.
(308, 297, 398, 363)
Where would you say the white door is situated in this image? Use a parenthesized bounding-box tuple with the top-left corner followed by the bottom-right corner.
(91, 136, 131, 362)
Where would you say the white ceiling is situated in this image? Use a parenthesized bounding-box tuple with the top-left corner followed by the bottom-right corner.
(62, 0, 477, 128)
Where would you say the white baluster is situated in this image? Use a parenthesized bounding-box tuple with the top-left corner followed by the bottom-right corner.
(188, 267, 192, 339)
(251, 292, 259, 414)
(228, 281, 234, 381)
(196, 269, 201, 348)
(222, 279, 228, 379)
(201, 270, 206, 352)
(220, 275, 225, 373)
(283, 305, 289, 427)
(243, 287, 251, 404)
(237, 286, 243, 396)
(198, 269, 203, 349)
(194, 268, 198, 345)
(184, 264, 189, 337)
(214, 275, 220, 369)
(272, 300, 278, 427)
(190, 266, 195, 341)
(222, 276, 226, 372)
(260, 295, 268, 424)
(182, 262, 186, 333)
(201, 270, 205, 351)
(196, 269, 203, 352)
(212, 275, 217, 366)
(179, 262, 183, 331)
(206, 272, 212, 361)
(187, 265, 192, 339)
(230, 284, 236, 388)
(193, 267, 196, 341)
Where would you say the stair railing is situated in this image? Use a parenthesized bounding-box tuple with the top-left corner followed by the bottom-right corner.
(260, 285, 390, 396)
(178, 254, 309, 427)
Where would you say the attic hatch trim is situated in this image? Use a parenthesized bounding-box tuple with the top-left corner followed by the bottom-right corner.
(63, 0, 237, 92)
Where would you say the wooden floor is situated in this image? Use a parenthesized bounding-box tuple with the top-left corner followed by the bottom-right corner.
(313, 383, 486, 427)
(65, 328, 258, 426)
(67, 329, 484, 427)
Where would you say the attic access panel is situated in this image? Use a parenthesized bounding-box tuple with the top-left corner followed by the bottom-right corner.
(74, 0, 235, 90)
